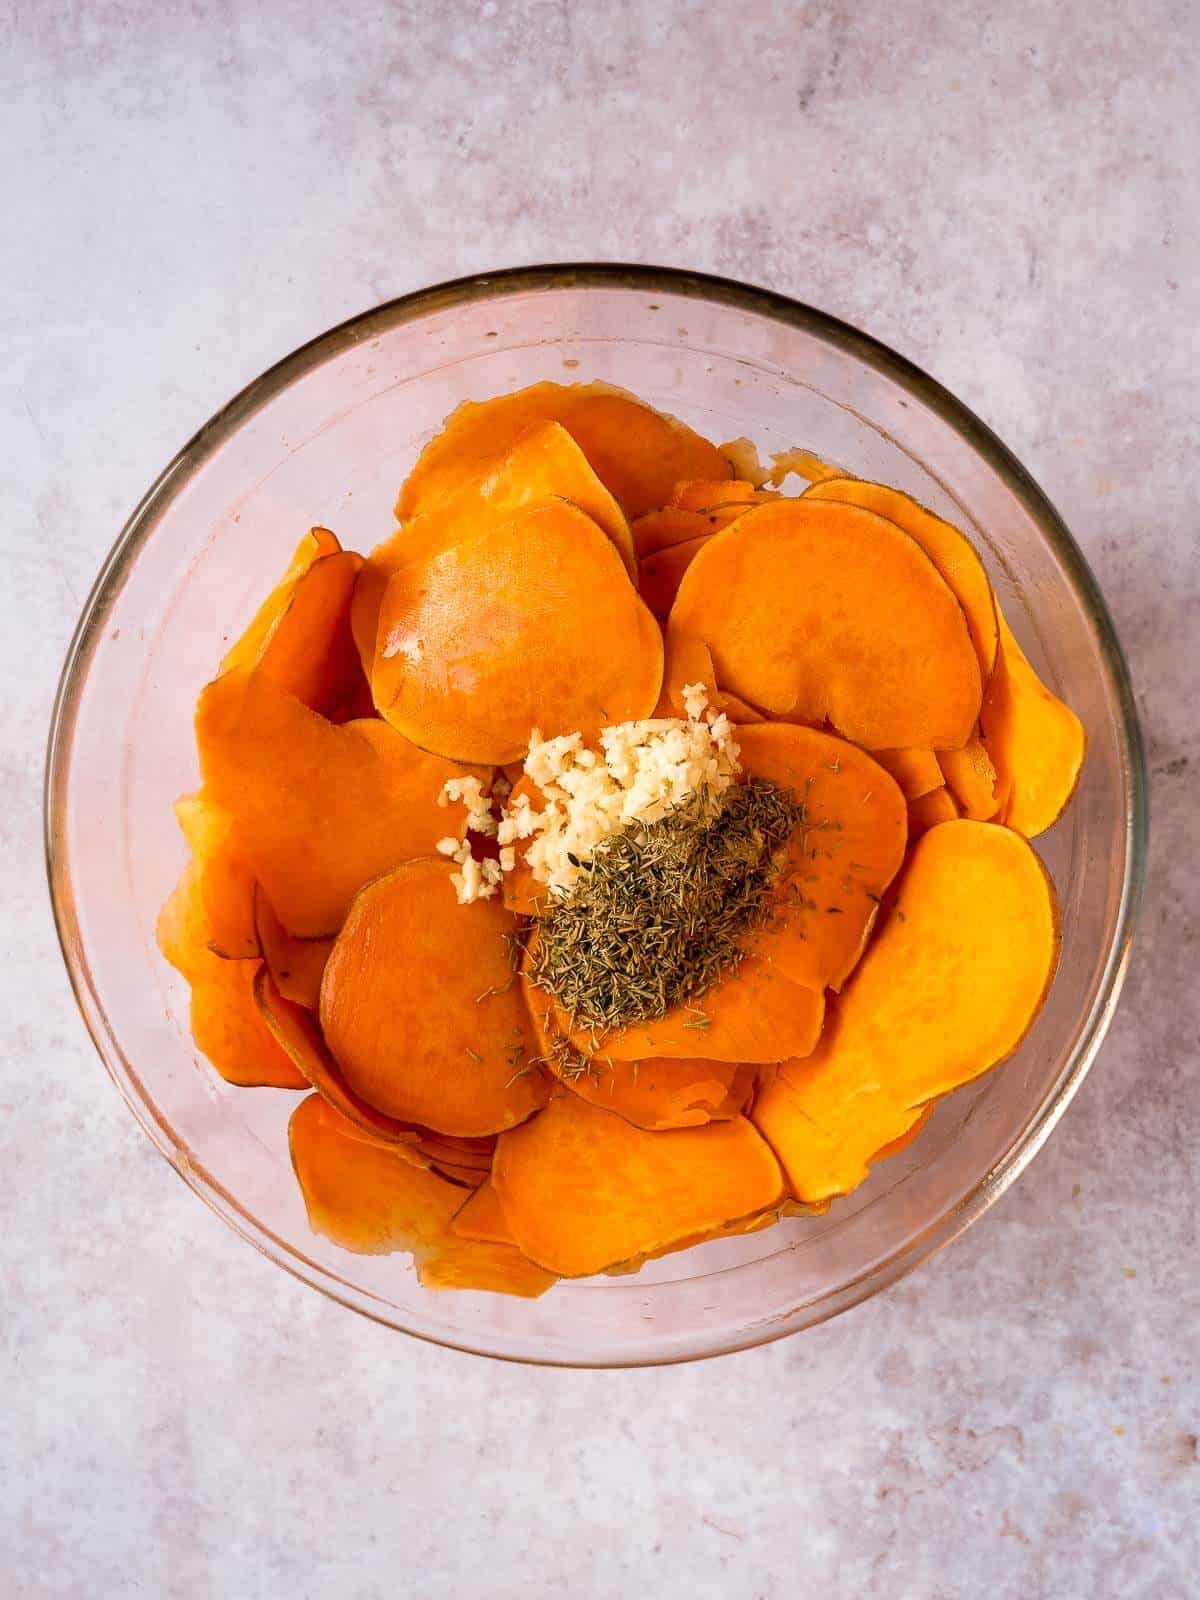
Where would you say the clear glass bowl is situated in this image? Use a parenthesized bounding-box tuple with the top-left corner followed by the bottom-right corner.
(46, 265, 1146, 1366)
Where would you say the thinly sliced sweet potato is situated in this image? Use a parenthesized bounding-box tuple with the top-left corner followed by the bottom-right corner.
(494, 1094, 785, 1277)
(197, 668, 487, 935)
(546, 950, 824, 1065)
(871, 749, 944, 802)
(254, 966, 426, 1148)
(372, 499, 662, 764)
(805, 478, 999, 681)
(221, 527, 341, 674)
(907, 787, 959, 834)
(938, 731, 1000, 820)
(752, 820, 1059, 1202)
(253, 887, 332, 1010)
(566, 1058, 756, 1131)
(671, 478, 760, 512)
(320, 858, 547, 1136)
(415, 1133, 496, 1187)
(157, 858, 306, 1088)
(289, 1095, 555, 1296)
(632, 506, 713, 559)
(651, 623, 766, 723)
(174, 793, 258, 958)
(980, 609, 1086, 837)
(191, 960, 309, 1089)
(355, 423, 640, 673)
(451, 1182, 515, 1245)
(633, 497, 764, 562)
(672, 499, 981, 750)
(246, 550, 365, 716)
(735, 723, 908, 993)
(869, 1099, 935, 1163)
(522, 967, 755, 1129)
(157, 858, 213, 981)
(639, 535, 712, 618)
(474, 421, 636, 574)
(396, 381, 732, 522)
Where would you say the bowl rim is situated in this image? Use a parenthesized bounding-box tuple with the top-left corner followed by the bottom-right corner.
(44, 262, 1148, 1366)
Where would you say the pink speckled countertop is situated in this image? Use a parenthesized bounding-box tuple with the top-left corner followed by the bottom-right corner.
(3, 4, 1197, 1596)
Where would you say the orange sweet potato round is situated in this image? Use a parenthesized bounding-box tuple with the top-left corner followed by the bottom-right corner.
(289, 1095, 554, 1295)
(752, 820, 1059, 1203)
(397, 381, 732, 521)
(938, 732, 1000, 820)
(173, 793, 258, 959)
(735, 723, 908, 993)
(493, 1093, 784, 1277)
(804, 478, 999, 682)
(157, 861, 306, 1089)
(639, 535, 712, 618)
(320, 858, 547, 1136)
(671, 499, 982, 750)
(871, 748, 944, 802)
(221, 528, 341, 675)
(549, 949, 824, 1066)
(981, 609, 1086, 837)
(907, 786, 960, 834)
(521, 962, 755, 1130)
(372, 499, 663, 764)
(253, 887, 332, 1011)
(197, 668, 488, 936)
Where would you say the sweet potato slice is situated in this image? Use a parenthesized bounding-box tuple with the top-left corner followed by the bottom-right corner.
(493, 1094, 785, 1277)
(396, 381, 732, 522)
(253, 887, 332, 1011)
(868, 1099, 935, 1164)
(632, 506, 713, 560)
(473, 421, 636, 574)
(804, 478, 999, 681)
(174, 793, 258, 958)
(452, 1182, 515, 1245)
(254, 966, 425, 1148)
(157, 858, 306, 1088)
(938, 732, 1000, 820)
(639, 535, 712, 618)
(565, 1058, 756, 1131)
(671, 478, 760, 512)
(651, 623, 765, 723)
(522, 968, 755, 1129)
(196, 668, 486, 935)
(320, 858, 547, 1136)
(980, 609, 1086, 837)
(633, 497, 763, 561)
(372, 499, 663, 764)
(907, 787, 959, 834)
(871, 748, 944, 802)
(245, 550, 365, 716)
(191, 960, 309, 1089)
(355, 422, 639, 673)
(544, 950, 824, 1065)
(735, 723, 908, 992)
(671, 499, 982, 750)
(221, 527, 341, 675)
(752, 820, 1059, 1202)
(289, 1095, 555, 1296)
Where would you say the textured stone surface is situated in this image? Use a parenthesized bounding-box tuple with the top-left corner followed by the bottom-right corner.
(2, 3, 1197, 1596)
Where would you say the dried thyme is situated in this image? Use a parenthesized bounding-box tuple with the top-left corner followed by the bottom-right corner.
(527, 778, 804, 1033)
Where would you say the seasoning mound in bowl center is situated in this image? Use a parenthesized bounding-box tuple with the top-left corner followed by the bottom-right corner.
(527, 776, 806, 1034)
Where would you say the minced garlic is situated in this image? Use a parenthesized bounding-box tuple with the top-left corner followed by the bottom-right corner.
(437, 685, 740, 905)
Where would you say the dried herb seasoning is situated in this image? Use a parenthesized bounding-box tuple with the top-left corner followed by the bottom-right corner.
(528, 778, 804, 1033)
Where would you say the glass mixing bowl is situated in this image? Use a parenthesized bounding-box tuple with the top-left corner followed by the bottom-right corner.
(46, 265, 1146, 1365)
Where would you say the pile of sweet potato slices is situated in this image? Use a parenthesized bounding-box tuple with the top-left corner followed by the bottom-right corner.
(159, 381, 1083, 1295)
